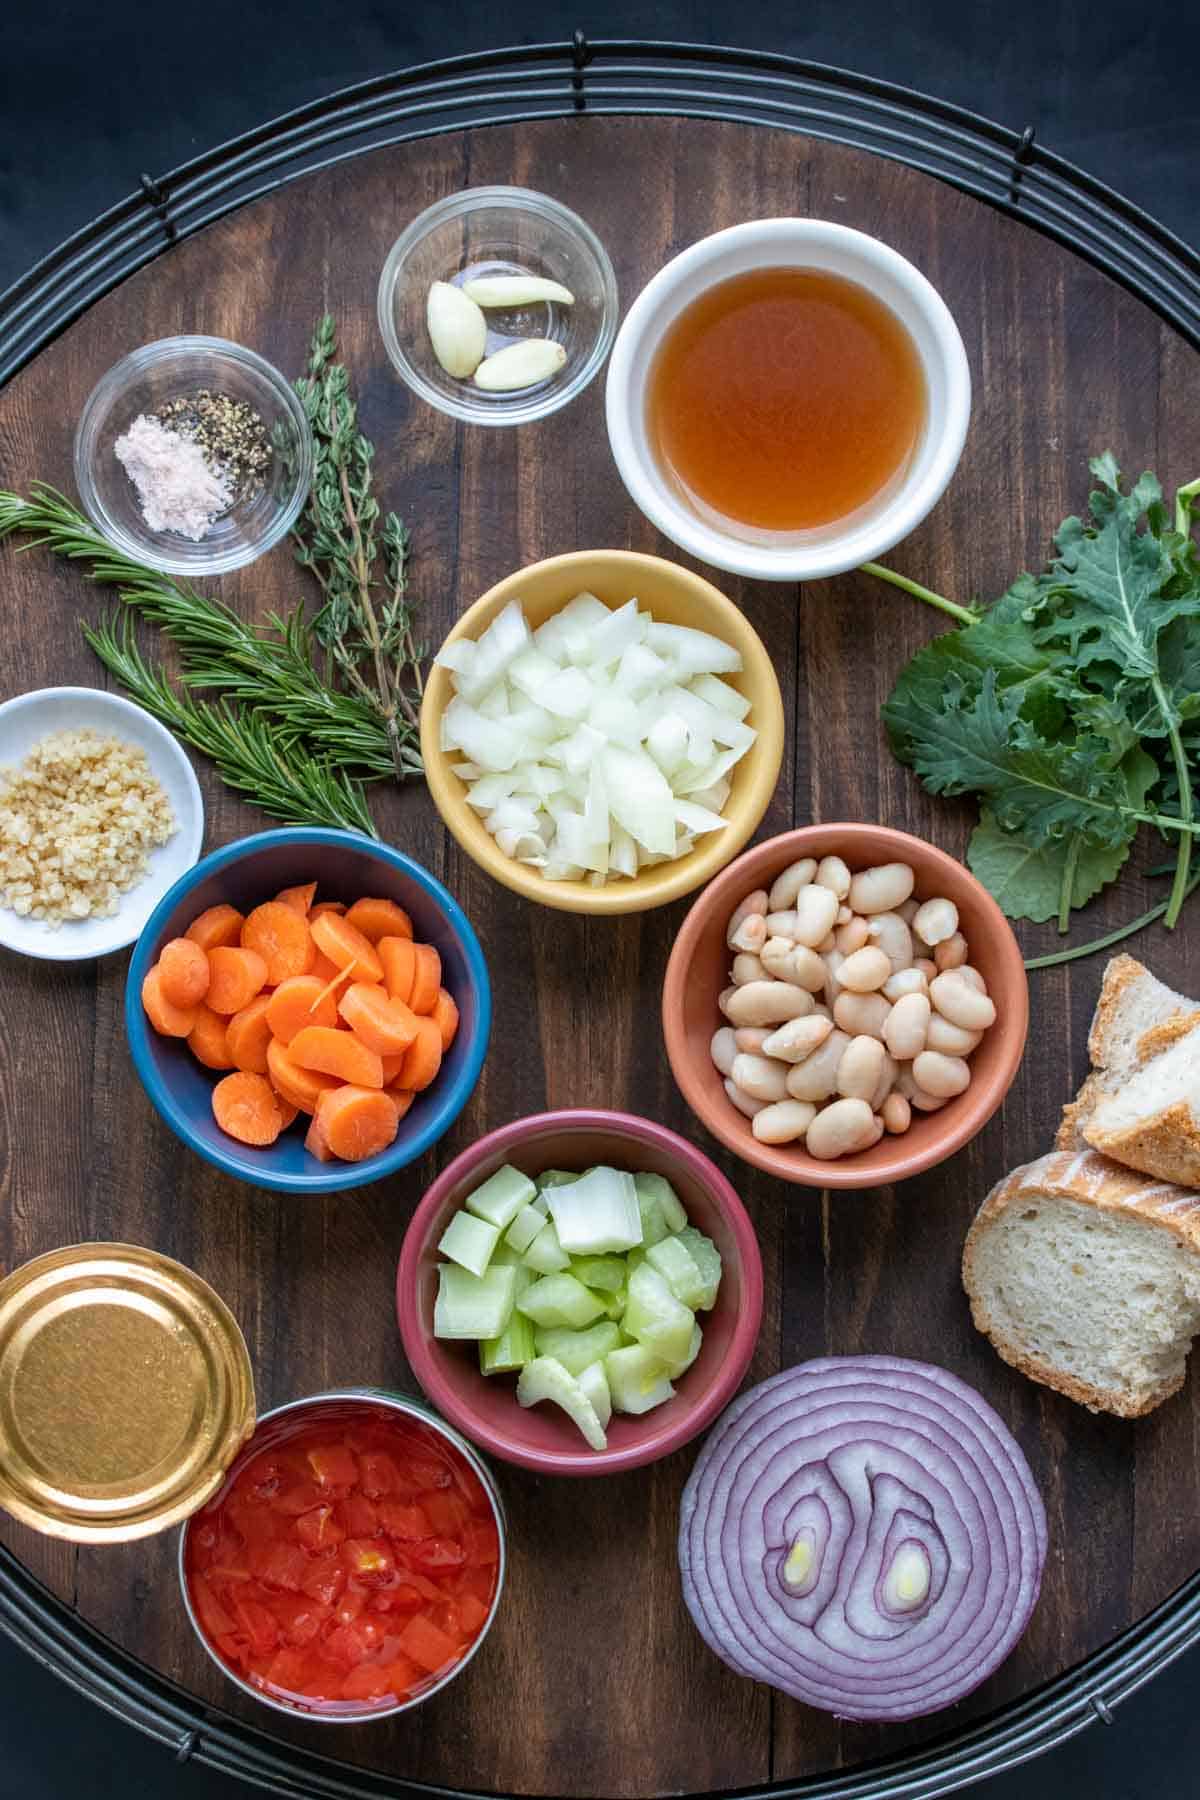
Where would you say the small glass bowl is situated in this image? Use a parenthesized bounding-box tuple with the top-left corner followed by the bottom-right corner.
(74, 336, 313, 576)
(377, 186, 618, 426)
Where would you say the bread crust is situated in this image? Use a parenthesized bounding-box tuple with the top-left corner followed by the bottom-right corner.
(962, 1148, 1200, 1417)
(1056, 955, 1200, 1155)
(1086, 1101, 1200, 1190)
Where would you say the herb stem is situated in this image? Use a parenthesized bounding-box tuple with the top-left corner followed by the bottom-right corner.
(858, 561, 982, 628)
(337, 460, 407, 784)
(1158, 690, 1193, 929)
(1057, 835, 1081, 934)
(1174, 476, 1200, 538)
(1026, 868, 1200, 970)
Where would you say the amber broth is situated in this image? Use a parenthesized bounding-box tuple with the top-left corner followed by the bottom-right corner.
(647, 267, 927, 535)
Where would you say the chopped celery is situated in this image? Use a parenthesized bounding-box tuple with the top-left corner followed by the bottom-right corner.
(570, 1254, 626, 1292)
(434, 1264, 518, 1340)
(622, 1263, 696, 1366)
(466, 1164, 537, 1230)
(438, 1210, 500, 1277)
(663, 1320, 703, 1380)
(577, 1359, 612, 1429)
(490, 1239, 524, 1266)
(522, 1218, 571, 1274)
(646, 1234, 708, 1310)
(634, 1178, 670, 1246)
(517, 1356, 607, 1450)
(536, 1169, 579, 1190)
(533, 1320, 621, 1376)
(479, 1309, 537, 1374)
(605, 1343, 675, 1415)
(506, 1202, 549, 1254)
(675, 1226, 722, 1310)
(544, 1165, 641, 1254)
(597, 1286, 627, 1323)
(517, 1272, 606, 1330)
(635, 1172, 688, 1237)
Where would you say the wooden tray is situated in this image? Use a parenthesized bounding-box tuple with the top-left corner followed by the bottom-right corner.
(2, 107, 1200, 1800)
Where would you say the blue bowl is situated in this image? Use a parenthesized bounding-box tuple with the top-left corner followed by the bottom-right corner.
(126, 829, 491, 1193)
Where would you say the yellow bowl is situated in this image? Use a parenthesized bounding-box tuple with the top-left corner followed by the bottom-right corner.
(420, 551, 785, 915)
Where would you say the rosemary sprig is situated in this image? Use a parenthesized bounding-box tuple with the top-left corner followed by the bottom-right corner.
(292, 316, 425, 782)
(82, 611, 378, 835)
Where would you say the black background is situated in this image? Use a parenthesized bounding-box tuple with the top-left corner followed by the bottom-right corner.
(2, 3, 1199, 1797)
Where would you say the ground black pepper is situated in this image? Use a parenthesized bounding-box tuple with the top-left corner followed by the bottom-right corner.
(153, 389, 272, 506)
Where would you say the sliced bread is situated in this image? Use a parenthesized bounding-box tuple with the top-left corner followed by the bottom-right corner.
(962, 1148, 1200, 1417)
(1056, 953, 1200, 1153)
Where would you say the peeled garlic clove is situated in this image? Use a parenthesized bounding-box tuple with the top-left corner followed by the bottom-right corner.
(426, 280, 487, 378)
(473, 338, 567, 392)
(462, 275, 575, 307)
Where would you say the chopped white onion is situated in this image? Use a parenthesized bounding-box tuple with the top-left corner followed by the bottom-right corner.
(438, 591, 756, 885)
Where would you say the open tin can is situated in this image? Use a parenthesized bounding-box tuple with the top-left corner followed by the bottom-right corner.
(0, 1242, 255, 1542)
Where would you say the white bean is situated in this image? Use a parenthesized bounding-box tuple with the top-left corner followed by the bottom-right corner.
(834, 991, 891, 1039)
(848, 862, 915, 914)
(835, 916, 871, 955)
(914, 958, 937, 981)
(760, 938, 827, 991)
(792, 884, 840, 947)
(896, 1066, 948, 1112)
(731, 952, 765, 986)
(912, 896, 959, 947)
(730, 890, 769, 930)
(785, 1030, 851, 1103)
(882, 991, 930, 1060)
(732, 1052, 791, 1102)
(815, 855, 851, 899)
(710, 1027, 737, 1076)
(724, 1078, 766, 1119)
(765, 910, 800, 939)
(768, 859, 817, 912)
(752, 1099, 817, 1145)
(835, 903, 853, 925)
(898, 898, 920, 925)
(823, 947, 845, 1008)
(837, 946, 893, 992)
(925, 1014, 982, 1056)
(728, 912, 767, 954)
(724, 982, 815, 1028)
(810, 1002, 833, 1021)
(761, 1015, 834, 1063)
(882, 1091, 912, 1134)
(957, 965, 988, 994)
(718, 986, 737, 1019)
(883, 967, 928, 1002)
(734, 1027, 773, 1053)
(816, 931, 837, 954)
(934, 932, 968, 972)
(867, 911, 914, 971)
(836, 1035, 886, 1102)
(929, 972, 996, 1031)
(870, 1053, 899, 1113)
(806, 1097, 877, 1159)
(912, 1050, 971, 1098)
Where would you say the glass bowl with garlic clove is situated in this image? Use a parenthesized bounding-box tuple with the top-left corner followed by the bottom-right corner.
(377, 186, 618, 427)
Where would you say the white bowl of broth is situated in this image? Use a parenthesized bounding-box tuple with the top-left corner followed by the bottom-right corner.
(604, 219, 970, 581)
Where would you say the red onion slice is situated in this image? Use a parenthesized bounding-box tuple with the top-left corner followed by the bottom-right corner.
(678, 1357, 1045, 1721)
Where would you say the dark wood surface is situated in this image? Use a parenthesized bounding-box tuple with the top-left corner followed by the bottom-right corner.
(0, 114, 1198, 1798)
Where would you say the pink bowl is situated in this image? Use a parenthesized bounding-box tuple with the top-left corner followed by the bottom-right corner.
(396, 1110, 764, 1477)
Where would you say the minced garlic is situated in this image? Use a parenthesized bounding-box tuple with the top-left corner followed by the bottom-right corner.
(0, 729, 177, 926)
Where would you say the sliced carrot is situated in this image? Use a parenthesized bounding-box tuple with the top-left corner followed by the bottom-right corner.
(385, 1088, 416, 1123)
(274, 882, 318, 917)
(431, 989, 459, 1051)
(408, 944, 442, 1016)
(212, 1071, 287, 1147)
(240, 901, 315, 985)
(188, 1004, 235, 1070)
(288, 1026, 384, 1089)
(343, 897, 413, 944)
(206, 946, 269, 1015)
(142, 965, 199, 1038)
(310, 949, 342, 983)
(185, 903, 245, 953)
(274, 1098, 300, 1131)
(226, 994, 274, 1075)
(266, 1037, 341, 1114)
(265, 975, 340, 1043)
(310, 912, 384, 984)
(309, 901, 346, 919)
(337, 983, 419, 1056)
(317, 1085, 401, 1162)
(304, 1110, 335, 1162)
(379, 1052, 407, 1085)
(397, 1016, 442, 1092)
(378, 936, 416, 1006)
(311, 960, 362, 1013)
(158, 937, 210, 1008)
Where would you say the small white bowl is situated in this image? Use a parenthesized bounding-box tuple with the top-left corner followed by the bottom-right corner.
(0, 688, 204, 961)
(604, 219, 971, 583)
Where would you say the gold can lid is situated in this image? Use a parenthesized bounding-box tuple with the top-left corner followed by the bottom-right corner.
(0, 1243, 255, 1543)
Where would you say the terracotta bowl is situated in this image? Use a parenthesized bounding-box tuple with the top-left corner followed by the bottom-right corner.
(396, 1109, 764, 1475)
(419, 549, 785, 915)
(662, 824, 1028, 1189)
